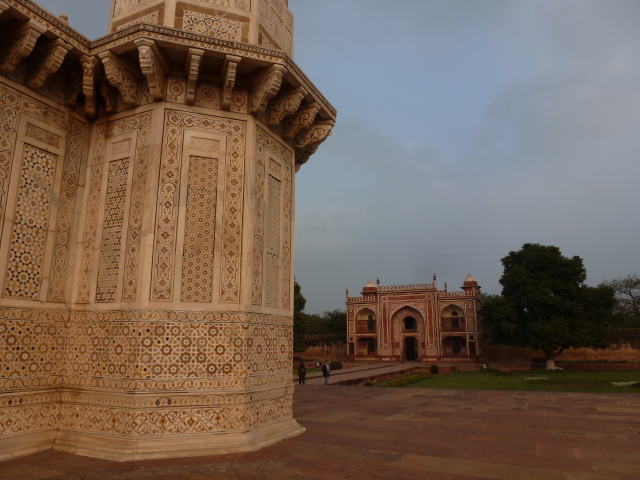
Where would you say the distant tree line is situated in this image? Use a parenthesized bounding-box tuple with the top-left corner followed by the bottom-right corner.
(293, 280, 346, 352)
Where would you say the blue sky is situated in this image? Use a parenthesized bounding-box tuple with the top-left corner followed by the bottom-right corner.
(37, 0, 640, 313)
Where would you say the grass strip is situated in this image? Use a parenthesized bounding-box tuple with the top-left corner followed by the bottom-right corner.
(374, 373, 432, 388)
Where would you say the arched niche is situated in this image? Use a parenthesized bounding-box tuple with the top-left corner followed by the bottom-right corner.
(356, 308, 377, 333)
(441, 304, 465, 332)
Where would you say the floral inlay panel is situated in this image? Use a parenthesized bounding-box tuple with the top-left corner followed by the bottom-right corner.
(183, 11, 242, 42)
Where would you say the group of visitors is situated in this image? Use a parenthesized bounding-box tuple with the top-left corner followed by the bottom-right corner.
(297, 360, 331, 385)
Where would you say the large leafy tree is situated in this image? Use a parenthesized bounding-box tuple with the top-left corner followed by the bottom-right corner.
(293, 281, 307, 353)
(481, 244, 616, 369)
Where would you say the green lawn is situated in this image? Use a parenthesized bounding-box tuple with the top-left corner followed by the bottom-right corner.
(400, 370, 640, 393)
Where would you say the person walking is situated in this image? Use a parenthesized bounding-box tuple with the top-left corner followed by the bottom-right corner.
(297, 360, 306, 385)
(322, 360, 331, 385)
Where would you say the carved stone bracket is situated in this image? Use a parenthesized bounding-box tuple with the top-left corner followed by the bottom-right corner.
(249, 64, 286, 116)
(0, 20, 47, 75)
(184, 48, 204, 106)
(81, 55, 100, 118)
(98, 50, 142, 107)
(26, 38, 73, 89)
(294, 120, 334, 169)
(266, 87, 306, 127)
(282, 101, 320, 139)
(220, 54, 241, 111)
(135, 38, 169, 102)
(0, 2, 9, 14)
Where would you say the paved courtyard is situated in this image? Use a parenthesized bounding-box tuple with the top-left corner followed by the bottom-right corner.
(0, 385, 639, 479)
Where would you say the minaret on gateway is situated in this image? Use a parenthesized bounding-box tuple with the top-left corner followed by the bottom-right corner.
(0, 0, 335, 461)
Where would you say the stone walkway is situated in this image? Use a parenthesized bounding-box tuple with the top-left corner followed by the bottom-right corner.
(303, 362, 423, 385)
(1, 386, 639, 479)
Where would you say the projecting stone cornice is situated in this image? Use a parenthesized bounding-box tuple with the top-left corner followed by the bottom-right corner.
(282, 102, 320, 139)
(249, 64, 287, 116)
(26, 38, 73, 89)
(0, 0, 337, 168)
(0, 20, 47, 75)
(267, 87, 306, 127)
(98, 50, 143, 107)
(135, 38, 169, 102)
(294, 120, 335, 169)
(0, 1, 337, 121)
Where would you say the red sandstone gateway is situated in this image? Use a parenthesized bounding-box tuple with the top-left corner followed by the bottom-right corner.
(346, 276, 482, 362)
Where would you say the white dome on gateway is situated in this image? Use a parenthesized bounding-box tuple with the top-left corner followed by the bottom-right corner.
(346, 276, 482, 363)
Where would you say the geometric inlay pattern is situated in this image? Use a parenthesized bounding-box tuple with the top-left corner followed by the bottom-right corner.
(181, 156, 218, 303)
(152, 111, 245, 302)
(281, 146, 292, 309)
(183, 11, 242, 42)
(0, 307, 292, 390)
(4, 145, 57, 299)
(95, 158, 130, 303)
(252, 128, 293, 310)
(78, 113, 151, 303)
(265, 174, 280, 308)
(251, 140, 266, 306)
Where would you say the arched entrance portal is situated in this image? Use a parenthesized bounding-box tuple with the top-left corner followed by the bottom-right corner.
(404, 336, 418, 361)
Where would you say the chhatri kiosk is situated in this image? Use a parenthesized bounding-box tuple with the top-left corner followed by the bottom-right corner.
(0, 0, 335, 461)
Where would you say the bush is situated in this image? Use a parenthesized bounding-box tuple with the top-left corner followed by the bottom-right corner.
(632, 382, 640, 389)
(376, 373, 432, 388)
(363, 381, 373, 387)
(330, 361, 343, 371)
(430, 364, 439, 375)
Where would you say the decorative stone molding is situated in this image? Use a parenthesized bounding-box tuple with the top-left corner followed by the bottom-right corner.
(294, 119, 334, 167)
(98, 50, 142, 107)
(266, 87, 306, 127)
(0, 20, 47, 75)
(249, 64, 286, 116)
(81, 55, 100, 117)
(99, 79, 119, 114)
(135, 38, 168, 102)
(220, 54, 241, 111)
(0, 1, 10, 14)
(65, 68, 83, 108)
(26, 38, 73, 89)
(282, 101, 319, 139)
(185, 47, 204, 106)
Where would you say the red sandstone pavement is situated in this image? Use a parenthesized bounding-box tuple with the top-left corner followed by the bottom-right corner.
(1, 386, 640, 479)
